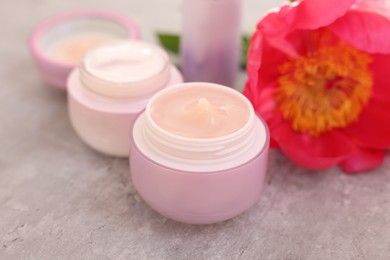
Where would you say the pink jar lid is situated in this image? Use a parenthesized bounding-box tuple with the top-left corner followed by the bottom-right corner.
(28, 9, 140, 89)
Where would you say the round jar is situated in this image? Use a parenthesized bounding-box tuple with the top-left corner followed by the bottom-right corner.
(130, 83, 269, 224)
(68, 40, 183, 157)
(29, 9, 140, 89)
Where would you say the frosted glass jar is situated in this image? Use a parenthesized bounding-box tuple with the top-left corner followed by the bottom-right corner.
(67, 40, 183, 157)
(130, 83, 269, 224)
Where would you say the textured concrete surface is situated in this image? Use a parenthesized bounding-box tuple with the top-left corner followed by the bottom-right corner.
(2, 1, 390, 259)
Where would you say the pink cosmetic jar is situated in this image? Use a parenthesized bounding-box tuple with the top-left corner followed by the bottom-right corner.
(67, 40, 183, 157)
(130, 83, 270, 224)
(29, 9, 139, 88)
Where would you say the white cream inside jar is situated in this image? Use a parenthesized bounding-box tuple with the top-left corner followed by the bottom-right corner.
(79, 40, 171, 98)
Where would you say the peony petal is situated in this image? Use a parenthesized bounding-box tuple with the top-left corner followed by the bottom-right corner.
(252, 84, 278, 115)
(243, 80, 259, 109)
(246, 31, 263, 89)
(254, 41, 290, 91)
(291, 0, 356, 31)
(272, 121, 357, 170)
(258, 0, 355, 35)
(339, 148, 385, 173)
(257, 4, 294, 37)
(355, 0, 390, 18)
(342, 99, 390, 149)
(370, 53, 390, 102)
(270, 139, 279, 148)
(264, 112, 284, 133)
(247, 33, 290, 87)
(245, 36, 290, 108)
(328, 9, 390, 54)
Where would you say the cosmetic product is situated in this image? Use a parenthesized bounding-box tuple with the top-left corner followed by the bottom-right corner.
(130, 83, 269, 224)
(181, 0, 242, 87)
(29, 10, 139, 88)
(67, 40, 183, 157)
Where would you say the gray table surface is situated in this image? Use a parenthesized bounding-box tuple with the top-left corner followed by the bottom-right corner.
(2, 1, 390, 259)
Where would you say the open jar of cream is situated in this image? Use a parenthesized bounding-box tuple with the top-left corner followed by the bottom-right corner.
(29, 10, 139, 88)
(130, 83, 269, 224)
(67, 40, 183, 157)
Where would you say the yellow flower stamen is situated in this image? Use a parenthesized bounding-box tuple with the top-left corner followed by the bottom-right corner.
(276, 38, 373, 136)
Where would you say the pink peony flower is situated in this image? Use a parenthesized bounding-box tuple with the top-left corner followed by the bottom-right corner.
(244, 0, 390, 173)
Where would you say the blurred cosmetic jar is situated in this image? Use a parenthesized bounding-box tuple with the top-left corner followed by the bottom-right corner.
(29, 9, 139, 88)
(67, 40, 183, 157)
(130, 83, 269, 224)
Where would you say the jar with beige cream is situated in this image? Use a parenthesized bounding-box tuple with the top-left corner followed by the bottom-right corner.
(130, 83, 269, 224)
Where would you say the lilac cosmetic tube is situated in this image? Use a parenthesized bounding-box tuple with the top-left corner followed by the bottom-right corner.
(181, 0, 242, 87)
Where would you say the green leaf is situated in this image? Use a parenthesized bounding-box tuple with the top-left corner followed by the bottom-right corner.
(157, 33, 180, 54)
(157, 32, 252, 70)
(241, 35, 250, 69)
